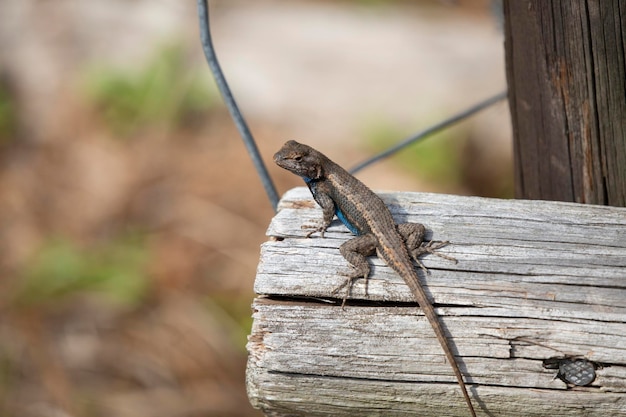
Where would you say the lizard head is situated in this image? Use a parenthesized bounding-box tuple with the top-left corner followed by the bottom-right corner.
(273, 140, 324, 181)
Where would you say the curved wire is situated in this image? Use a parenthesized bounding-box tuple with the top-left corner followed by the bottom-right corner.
(197, 0, 506, 205)
(197, 0, 279, 211)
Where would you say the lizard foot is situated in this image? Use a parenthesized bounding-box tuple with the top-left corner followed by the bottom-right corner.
(409, 240, 458, 274)
(301, 223, 327, 238)
(331, 270, 368, 310)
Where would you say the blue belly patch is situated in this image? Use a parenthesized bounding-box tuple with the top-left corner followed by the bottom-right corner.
(336, 208, 360, 235)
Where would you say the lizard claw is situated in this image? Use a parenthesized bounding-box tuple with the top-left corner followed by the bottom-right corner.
(301, 223, 327, 238)
(410, 240, 458, 269)
(331, 270, 368, 310)
(330, 280, 350, 310)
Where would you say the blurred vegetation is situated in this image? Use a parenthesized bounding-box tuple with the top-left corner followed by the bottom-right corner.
(0, 81, 17, 146)
(350, 0, 452, 6)
(11, 236, 149, 309)
(84, 43, 218, 137)
(0, 347, 11, 400)
(363, 113, 514, 198)
(208, 294, 255, 351)
(0, 3, 508, 415)
(0, 35, 262, 414)
(364, 117, 465, 189)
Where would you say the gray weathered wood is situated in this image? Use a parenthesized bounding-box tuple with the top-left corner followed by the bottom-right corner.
(247, 187, 626, 416)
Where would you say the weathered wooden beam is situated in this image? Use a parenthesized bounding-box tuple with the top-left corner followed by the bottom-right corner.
(247, 187, 626, 416)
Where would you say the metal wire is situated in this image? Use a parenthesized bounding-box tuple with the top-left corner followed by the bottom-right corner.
(349, 91, 507, 174)
(197, 1, 506, 209)
(197, 0, 280, 211)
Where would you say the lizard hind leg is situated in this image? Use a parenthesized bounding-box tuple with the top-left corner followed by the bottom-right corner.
(397, 223, 457, 274)
(333, 234, 378, 308)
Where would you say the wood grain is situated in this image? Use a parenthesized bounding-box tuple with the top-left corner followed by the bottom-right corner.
(504, 1, 626, 205)
(247, 187, 626, 416)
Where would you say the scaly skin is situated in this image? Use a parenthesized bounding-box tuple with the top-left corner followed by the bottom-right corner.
(274, 140, 476, 417)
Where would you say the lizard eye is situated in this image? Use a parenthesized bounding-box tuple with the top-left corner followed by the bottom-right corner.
(293, 155, 302, 161)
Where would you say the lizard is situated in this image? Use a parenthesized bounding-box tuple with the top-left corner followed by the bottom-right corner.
(273, 140, 476, 417)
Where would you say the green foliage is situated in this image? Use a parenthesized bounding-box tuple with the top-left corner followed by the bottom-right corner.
(13, 236, 149, 308)
(84, 43, 217, 137)
(364, 117, 465, 188)
(206, 294, 254, 351)
(0, 83, 17, 145)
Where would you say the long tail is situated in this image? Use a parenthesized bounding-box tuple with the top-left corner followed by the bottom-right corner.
(395, 262, 476, 417)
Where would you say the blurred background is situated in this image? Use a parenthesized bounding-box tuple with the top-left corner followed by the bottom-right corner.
(0, 1, 510, 416)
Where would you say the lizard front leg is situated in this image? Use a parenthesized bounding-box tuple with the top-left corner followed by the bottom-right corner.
(397, 223, 457, 274)
(332, 234, 377, 308)
(303, 190, 336, 238)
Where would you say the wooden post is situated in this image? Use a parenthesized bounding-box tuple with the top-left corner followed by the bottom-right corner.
(504, 1, 626, 206)
(247, 188, 626, 417)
